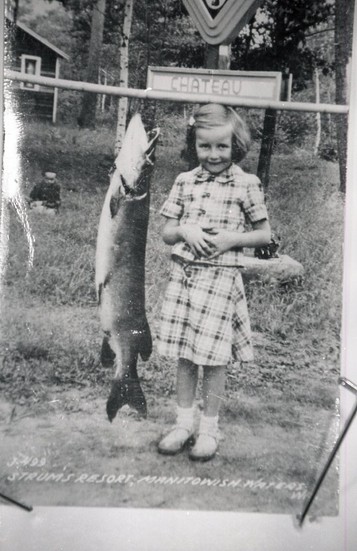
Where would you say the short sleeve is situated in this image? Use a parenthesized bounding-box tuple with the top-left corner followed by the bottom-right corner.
(160, 175, 185, 219)
(242, 175, 268, 223)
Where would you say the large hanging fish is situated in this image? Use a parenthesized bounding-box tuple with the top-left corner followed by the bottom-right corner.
(95, 114, 160, 421)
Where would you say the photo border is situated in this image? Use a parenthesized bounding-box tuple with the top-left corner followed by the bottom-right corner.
(1, 4, 356, 549)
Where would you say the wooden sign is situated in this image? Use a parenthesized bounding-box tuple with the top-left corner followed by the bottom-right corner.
(147, 67, 283, 102)
(182, 0, 265, 45)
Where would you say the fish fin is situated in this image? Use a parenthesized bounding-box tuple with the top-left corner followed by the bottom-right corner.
(97, 282, 103, 306)
(120, 174, 133, 196)
(109, 194, 120, 217)
(101, 336, 116, 367)
(106, 376, 147, 422)
(97, 275, 111, 306)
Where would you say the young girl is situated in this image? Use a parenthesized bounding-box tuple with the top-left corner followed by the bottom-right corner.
(156, 104, 271, 461)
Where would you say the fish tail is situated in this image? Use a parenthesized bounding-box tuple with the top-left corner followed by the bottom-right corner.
(102, 324, 151, 421)
(106, 375, 147, 422)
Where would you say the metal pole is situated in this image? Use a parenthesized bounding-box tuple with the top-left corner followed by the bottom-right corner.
(298, 378, 357, 526)
(0, 491, 33, 512)
(4, 70, 349, 115)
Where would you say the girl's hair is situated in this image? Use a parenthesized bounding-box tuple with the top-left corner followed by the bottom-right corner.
(182, 103, 251, 169)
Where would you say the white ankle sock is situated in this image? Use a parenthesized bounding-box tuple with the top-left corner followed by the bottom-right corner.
(176, 405, 195, 431)
(199, 415, 219, 437)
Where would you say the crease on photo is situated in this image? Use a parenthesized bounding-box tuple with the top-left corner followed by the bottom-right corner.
(1, 103, 35, 292)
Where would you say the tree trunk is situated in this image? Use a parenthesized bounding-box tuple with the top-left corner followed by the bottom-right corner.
(78, 0, 106, 128)
(115, 0, 134, 155)
(314, 68, 321, 156)
(257, 109, 277, 188)
(335, 0, 355, 193)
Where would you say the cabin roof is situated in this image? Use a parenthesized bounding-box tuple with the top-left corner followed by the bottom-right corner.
(6, 14, 70, 61)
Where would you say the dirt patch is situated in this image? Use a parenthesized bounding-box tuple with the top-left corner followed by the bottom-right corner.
(0, 301, 340, 516)
(0, 378, 339, 516)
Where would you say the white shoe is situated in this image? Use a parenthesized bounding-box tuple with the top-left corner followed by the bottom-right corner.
(158, 406, 195, 456)
(158, 427, 194, 455)
(189, 415, 219, 461)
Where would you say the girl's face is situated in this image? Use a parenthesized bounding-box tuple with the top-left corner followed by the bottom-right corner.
(195, 124, 233, 175)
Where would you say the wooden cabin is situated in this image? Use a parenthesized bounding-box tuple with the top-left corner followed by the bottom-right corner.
(5, 13, 69, 123)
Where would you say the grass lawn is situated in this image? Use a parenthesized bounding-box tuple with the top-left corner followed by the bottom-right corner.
(0, 114, 344, 515)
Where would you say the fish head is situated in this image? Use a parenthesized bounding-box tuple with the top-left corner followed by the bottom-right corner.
(110, 114, 160, 199)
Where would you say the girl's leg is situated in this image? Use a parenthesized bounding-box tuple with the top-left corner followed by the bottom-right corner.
(202, 365, 226, 416)
(177, 357, 199, 407)
(158, 359, 198, 455)
(189, 365, 225, 461)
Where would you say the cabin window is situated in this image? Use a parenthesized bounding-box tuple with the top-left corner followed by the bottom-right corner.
(21, 55, 41, 91)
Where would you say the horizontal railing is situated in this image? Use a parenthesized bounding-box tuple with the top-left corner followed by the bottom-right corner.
(4, 69, 349, 114)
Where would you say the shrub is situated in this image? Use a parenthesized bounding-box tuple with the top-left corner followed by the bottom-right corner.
(57, 90, 82, 124)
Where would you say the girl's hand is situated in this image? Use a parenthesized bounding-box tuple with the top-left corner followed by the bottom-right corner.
(207, 220, 272, 258)
(206, 229, 237, 258)
(181, 224, 216, 258)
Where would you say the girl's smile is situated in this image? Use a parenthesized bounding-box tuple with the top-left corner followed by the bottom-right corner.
(195, 124, 233, 175)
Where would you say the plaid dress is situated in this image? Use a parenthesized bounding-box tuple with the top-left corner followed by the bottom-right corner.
(156, 164, 268, 366)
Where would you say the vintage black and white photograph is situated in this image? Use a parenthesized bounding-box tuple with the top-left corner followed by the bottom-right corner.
(1, 0, 354, 520)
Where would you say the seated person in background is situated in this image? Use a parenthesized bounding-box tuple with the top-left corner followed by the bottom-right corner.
(29, 172, 61, 213)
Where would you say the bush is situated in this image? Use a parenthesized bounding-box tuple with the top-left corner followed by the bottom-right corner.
(57, 90, 81, 124)
(276, 110, 316, 147)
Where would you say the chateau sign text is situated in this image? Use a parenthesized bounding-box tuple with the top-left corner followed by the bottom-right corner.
(147, 67, 282, 102)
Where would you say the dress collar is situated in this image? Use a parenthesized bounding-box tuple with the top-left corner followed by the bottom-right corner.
(194, 164, 238, 184)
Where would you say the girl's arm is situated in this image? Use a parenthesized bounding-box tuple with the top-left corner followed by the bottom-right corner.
(162, 218, 215, 257)
(208, 219, 271, 258)
(162, 218, 184, 245)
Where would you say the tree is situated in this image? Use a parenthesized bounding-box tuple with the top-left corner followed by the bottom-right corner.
(231, 0, 335, 87)
(115, 0, 133, 153)
(335, 0, 354, 193)
(230, 0, 335, 186)
(77, 0, 106, 127)
(51, 0, 125, 125)
(45, 0, 200, 126)
(18, 0, 74, 60)
(128, 0, 204, 88)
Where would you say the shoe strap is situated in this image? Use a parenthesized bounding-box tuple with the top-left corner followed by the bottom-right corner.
(198, 415, 220, 440)
(171, 424, 193, 435)
(197, 431, 219, 443)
